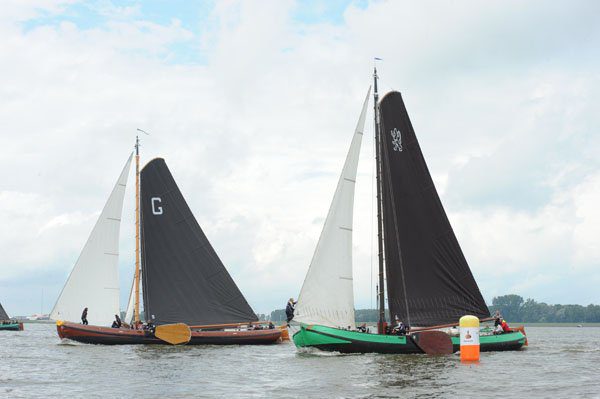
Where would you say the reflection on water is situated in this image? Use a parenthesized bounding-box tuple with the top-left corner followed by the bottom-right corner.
(1, 324, 599, 398)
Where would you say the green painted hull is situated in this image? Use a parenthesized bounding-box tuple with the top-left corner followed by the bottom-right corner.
(451, 331, 526, 352)
(0, 323, 21, 331)
(292, 324, 422, 354)
(293, 324, 526, 354)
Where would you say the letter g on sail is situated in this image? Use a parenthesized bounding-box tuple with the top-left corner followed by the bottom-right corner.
(391, 128, 403, 152)
(151, 197, 163, 215)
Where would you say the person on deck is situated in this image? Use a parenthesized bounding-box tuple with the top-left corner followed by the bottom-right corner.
(494, 323, 504, 334)
(81, 307, 88, 325)
(392, 316, 406, 335)
(493, 310, 502, 327)
(111, 314, 122, 328)
(501, 319, 511, 333)
(286, 298, 297, 325)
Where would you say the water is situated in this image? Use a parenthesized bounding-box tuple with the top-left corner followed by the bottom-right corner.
(1, 324, 599, 398)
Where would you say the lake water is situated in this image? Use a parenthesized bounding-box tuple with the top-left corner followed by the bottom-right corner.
(1, 324, 599, 398)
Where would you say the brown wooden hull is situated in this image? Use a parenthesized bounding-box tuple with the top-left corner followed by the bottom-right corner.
(56, 321, 282, 345)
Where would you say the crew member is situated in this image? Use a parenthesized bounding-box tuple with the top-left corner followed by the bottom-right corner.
(81, 307, 88, 325)
(392, 316, 406, 335)
(285, 298, 297, 324)
(501, 319, 511, 333)
(111, 314, 122, 328)
(493, 310, 502, 327)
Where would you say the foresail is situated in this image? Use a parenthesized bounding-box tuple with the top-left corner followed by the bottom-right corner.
(140, 158, 257, 325)
(124, 274, 135, 324)
(50, 153, 133, 326)
(379, 92, 489, 326)
(294, 88, 370, 329)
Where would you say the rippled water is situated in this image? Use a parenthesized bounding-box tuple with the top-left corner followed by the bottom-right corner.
(1, 324, 599, 398)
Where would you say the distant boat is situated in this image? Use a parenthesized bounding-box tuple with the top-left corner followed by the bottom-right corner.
(51, 138, 281, 345)
(291, 70, 526, 354)
(0, 302, 23, 331)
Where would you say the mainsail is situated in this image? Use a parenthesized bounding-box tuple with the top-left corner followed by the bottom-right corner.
(140, 158, 257, 326)
(51, 154, 133, 326)
(0, 302, 9, 320)
(378, 91, 489, 326)
(294, 88, 370, 329)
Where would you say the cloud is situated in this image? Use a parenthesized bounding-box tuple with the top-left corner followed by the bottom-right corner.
(0, 0, 599, 316)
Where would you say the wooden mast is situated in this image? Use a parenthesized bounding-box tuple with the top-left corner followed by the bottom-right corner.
(134, 134, 141, 324)
(373, 66, 386, 334)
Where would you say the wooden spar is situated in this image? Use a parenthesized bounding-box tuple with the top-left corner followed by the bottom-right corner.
(134, 134, 141, 323)
(373, 66, 387, 333)
(190, 321, 277, 330)
(409, 317, 495, 332)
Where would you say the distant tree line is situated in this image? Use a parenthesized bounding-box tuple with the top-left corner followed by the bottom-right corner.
(263, 295, 600, 323)
(489, 294, 600, 323)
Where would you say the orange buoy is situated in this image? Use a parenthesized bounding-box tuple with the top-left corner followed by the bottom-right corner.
(459, 315, 480, 362)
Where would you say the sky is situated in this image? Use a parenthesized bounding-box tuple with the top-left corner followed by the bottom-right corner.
(0, 0, 599, 316)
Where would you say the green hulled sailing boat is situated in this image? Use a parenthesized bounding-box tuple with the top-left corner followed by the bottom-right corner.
(0, 302, 23, 331)
(292, 69, 526, 354)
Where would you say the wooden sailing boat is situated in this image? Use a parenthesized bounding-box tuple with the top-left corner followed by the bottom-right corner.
(52, 137, 281, 345)
(292, 70, 526, 354)
(0, 302, 23, 331)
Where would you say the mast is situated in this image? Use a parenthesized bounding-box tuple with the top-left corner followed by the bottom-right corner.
(373, 66, 386, 333)
(134, 134, 141, 324)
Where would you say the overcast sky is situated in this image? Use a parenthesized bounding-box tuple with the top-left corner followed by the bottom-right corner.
(1, 0, 599, 316)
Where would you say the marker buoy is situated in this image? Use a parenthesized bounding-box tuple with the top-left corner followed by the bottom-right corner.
(459, 315, 480, 362)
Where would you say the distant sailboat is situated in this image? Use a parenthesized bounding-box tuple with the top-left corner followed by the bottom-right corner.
(292, 70, 527, 354)
(52, 138, 282, 345)
(0, 302, 23, 331)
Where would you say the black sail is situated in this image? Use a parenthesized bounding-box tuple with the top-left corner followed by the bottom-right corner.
(0, 302, 9, 320)
(379, 91, 489, 326)
(140, 158, 257, 325)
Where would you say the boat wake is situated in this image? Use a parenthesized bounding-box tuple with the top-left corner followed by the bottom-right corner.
(295, 346, 361, 357)
(561, 345, 600, 353)
(58, 338, 84, 346)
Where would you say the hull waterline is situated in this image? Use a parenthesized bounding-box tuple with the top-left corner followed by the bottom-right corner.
(450, 331, 526, 352)
(0, 323, 23, 331)
(293, 325, 422, 354)
(57, 321, 282, 345)
(293, 324, 526, 354)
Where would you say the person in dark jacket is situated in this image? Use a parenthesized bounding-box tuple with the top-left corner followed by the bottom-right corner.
(81, 307, 88, 325)
(493, 310, 502, 327)
(285, 298, 297, 324)
(111, 314, 122, 328)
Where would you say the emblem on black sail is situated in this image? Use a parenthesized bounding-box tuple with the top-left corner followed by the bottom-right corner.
(391, 128, 403, 152)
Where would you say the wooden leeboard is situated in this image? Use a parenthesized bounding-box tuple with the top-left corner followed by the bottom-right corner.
(410, 331, 453, 355)
(154, 323, 191, 345)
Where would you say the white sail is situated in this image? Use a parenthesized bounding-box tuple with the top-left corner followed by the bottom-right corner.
(124, 273, 135, 324)
(51, 153, 133, 326)
(294, 88, 370, 329)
